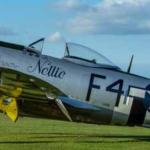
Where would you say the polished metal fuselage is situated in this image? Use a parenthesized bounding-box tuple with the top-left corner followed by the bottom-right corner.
(0, 46, 150, 127)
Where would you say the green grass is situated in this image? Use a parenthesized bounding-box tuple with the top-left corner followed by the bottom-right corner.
(0, 114, 150, 150)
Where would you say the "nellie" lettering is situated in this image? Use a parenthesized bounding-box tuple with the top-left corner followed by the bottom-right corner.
(27, 60, 66, 79)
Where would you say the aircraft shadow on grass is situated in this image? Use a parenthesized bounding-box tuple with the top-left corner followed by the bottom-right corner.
(0, 133, 150, 144)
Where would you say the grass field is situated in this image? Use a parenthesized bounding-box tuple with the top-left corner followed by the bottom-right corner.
(0, 114, 150, 150)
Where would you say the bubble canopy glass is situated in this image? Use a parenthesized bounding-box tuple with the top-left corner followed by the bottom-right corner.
(64, 43, 120, 70)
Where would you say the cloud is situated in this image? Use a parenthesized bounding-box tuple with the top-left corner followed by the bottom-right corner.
(50, 0, 89, 12)
(54, 0, 150, 35)
(0, 25, 17, 36)
(47, 31, 65, 43)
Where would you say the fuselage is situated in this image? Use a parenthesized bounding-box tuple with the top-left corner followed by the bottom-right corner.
(0, 45, 150, 127)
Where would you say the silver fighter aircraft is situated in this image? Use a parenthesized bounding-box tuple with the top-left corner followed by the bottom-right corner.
(0, 38, 150, 128)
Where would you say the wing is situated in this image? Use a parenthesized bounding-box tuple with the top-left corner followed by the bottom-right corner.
(0, 68, 72, 122)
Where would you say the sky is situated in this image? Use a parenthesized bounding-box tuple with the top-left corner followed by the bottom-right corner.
(0, 0, 150, 78)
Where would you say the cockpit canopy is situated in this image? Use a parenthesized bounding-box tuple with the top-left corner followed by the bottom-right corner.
(64, 43, 121, 70)
(28, 38, 44, 54)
